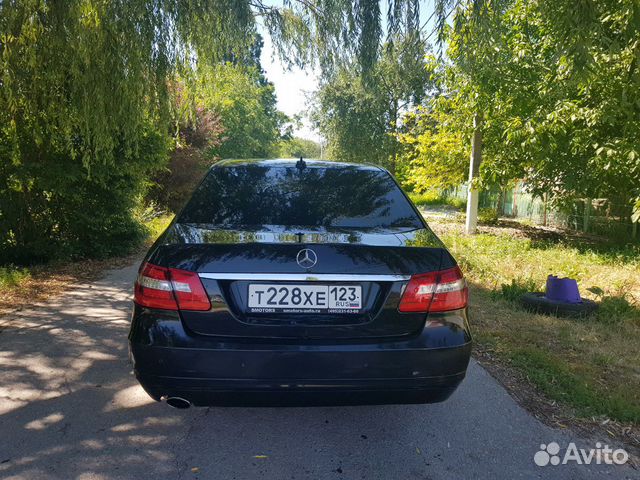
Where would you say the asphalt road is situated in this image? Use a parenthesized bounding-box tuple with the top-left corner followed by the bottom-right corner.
(0, 262, 637, 480)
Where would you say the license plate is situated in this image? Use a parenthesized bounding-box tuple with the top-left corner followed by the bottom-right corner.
(248, 284, 362, 313)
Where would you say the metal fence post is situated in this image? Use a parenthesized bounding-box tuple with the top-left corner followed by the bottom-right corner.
(583, 198, 591, 233)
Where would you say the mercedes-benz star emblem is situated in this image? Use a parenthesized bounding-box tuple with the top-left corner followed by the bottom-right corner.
(296, 248, 318, 269)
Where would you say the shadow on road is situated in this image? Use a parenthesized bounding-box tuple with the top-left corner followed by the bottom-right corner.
(0, 265, 184, 478)
(1, 263, 634, 480)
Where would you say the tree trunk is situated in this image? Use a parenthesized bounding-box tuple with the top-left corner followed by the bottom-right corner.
(389, 98, 399, 175)
(465, 113, 483, 234)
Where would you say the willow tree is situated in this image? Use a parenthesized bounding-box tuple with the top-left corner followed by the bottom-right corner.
(0, 0, 422, 263)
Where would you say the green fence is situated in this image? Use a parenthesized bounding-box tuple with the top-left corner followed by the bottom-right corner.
(447, 182, 637, 240)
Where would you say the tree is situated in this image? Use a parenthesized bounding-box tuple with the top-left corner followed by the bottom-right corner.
(313, 35, 432, 172)
(147, 34, 291, 213)
(0, 0, 424, 263)
(278, 137, 322, 158)
(192, 63, 288, 159)
(396, 58, 472, 193)
(400, 0, 640, 223)
(147, 107, 225, 213)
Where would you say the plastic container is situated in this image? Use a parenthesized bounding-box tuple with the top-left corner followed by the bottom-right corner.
(545, 275, 582, 304)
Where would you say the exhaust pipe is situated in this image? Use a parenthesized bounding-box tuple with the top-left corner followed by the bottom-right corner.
(164, 396, 192, 409)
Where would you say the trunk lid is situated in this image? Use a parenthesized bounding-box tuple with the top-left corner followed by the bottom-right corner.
(148, 224, 452, 340)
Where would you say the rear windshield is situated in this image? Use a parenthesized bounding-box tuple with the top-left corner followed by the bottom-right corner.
(178, 164, 422, 230)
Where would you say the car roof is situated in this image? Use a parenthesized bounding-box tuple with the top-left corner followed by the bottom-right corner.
(213, 158, 384, 172)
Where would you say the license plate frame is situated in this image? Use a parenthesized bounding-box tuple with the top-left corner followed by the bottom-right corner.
(247, 284, 362, 313)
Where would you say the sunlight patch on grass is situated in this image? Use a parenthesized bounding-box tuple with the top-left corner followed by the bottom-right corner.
(440, 228, 640, 311)
(409, 191, 466, 210)
(143, 213, 174, 242)
(0, 265, 31, 289)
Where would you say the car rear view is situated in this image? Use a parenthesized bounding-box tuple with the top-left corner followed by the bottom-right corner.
(129, 159, 472, 407)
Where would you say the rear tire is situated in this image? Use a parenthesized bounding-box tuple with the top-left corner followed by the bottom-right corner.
(519, 292, 598, 318)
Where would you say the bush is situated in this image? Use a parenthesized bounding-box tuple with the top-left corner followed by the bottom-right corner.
(0, 266, 31, 288)
(147, 145, 212, 213)
(136, 207, 175, 241)
(478, 207, 499, 225)
(146, 108, 224, 213)
(448, 197, 467, 210)
(0, 126, 168, 265)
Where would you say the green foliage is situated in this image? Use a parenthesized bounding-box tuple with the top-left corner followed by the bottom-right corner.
(313, 35, 432, 172)
(449, 197, 468, 211)
(147, 102, 225, 213)
(403, 0, 640, 216)
(0, 266, 31, 289)
(138, 210, 175, 242)
(314, 70, 394, 167)
(408, 191, 444, 206)
(632, 198, 640, 223)
(408, 191, 466, 210)
(278, 137, 321, 158)
(0, 1, 424, 265)
(0, 124, 168, 263)
(494, 278, 540, 302)
(397, 58, 472, 191)
(147, 60, 289, 213)
(193, 63, 289, 159)
(0, 1, 249, 264)
(477, 207, 498, 225)
(0, 1, 255, 169)
(258, 0, 423, 74)
(147, 143, 212, 214)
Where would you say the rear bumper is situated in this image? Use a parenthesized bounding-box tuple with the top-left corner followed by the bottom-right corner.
(135, 374, 466, 407)
(129, 307, 472, 407)
(132, 344, 470, 406)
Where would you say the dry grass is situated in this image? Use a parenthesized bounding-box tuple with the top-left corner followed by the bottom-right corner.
(0, 253, 142, 317)
(0, 214, 173, 317)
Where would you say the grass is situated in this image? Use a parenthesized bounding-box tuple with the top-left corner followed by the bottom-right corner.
(0, 266, 31, 289)
(0, 212, 173, 315)
(143, 212, 174, 240)
(409, 191, 467, 210)
(428, 215, 640, 424)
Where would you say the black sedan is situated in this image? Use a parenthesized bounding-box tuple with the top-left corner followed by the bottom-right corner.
(129, 159, 471, 408)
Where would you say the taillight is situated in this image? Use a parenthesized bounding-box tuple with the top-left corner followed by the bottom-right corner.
(134, 263, 177, 310)
(134, 263, 211, 311)
(168, 268, 211, 311)
(398, 266, 468, 313)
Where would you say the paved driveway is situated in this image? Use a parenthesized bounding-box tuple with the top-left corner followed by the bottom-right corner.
(0, 263, 636, 479)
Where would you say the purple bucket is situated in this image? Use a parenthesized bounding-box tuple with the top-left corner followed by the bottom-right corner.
(545, 275, 582, 304)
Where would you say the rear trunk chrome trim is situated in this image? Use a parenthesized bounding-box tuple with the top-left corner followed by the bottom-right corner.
(198, 273, 411, 282)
